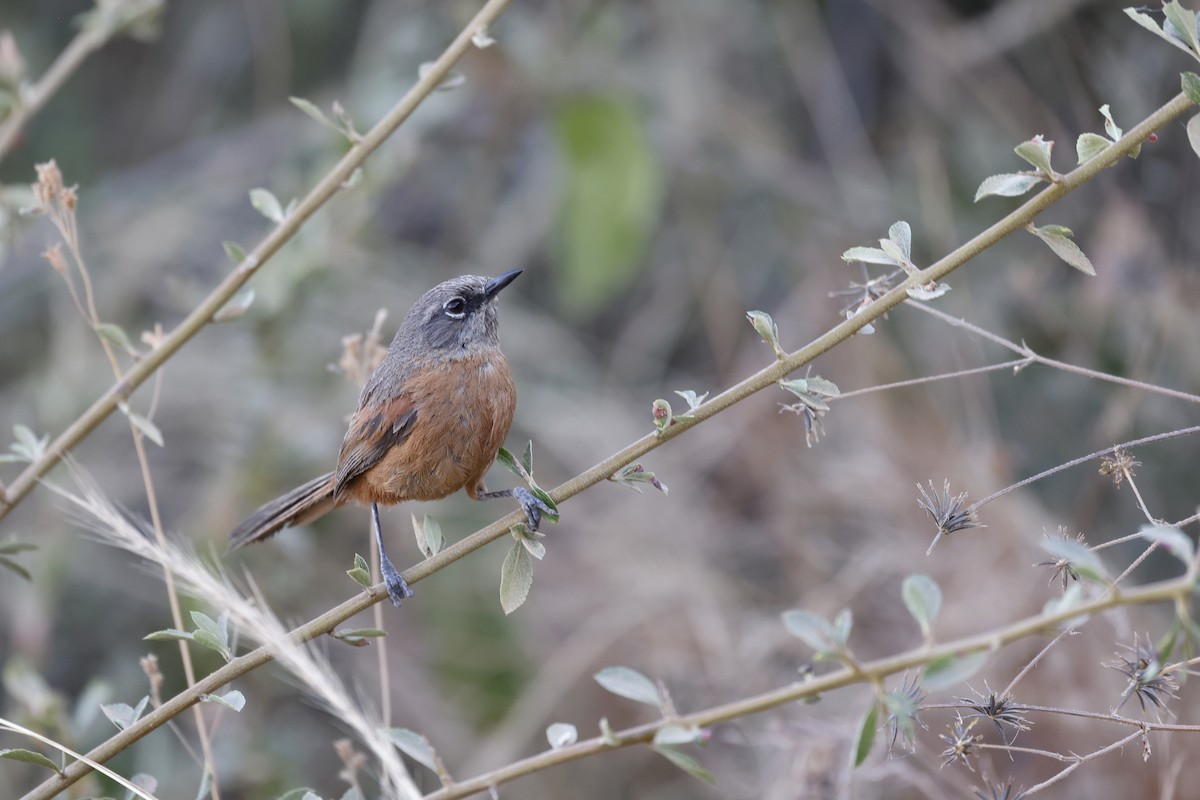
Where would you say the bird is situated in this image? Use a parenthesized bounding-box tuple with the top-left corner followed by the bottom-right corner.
(228, 269, 550, 606)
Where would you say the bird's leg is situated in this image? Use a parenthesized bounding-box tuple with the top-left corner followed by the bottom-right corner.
(372, 503, 413, 607)
(476, 487, 555, 531)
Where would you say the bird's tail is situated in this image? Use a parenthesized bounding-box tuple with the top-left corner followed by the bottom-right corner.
(229, 471, 339, 551)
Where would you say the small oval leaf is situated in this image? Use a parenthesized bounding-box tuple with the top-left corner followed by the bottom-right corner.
(922, 651, 989, 691)
(852, 702, 879, 767)
(902, 574, 942, 634)
(546, 722, 578, 749)
(594, 666, 661, 707)
(384, 728, 438, 773)
(0, 748, 60, 773)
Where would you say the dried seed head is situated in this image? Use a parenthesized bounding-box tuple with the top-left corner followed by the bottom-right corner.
(918, 479, 986, 554)
(938, 714, 982, 771)
(1099, 448, 1140, 486)
(1110, 634, 1178, 717)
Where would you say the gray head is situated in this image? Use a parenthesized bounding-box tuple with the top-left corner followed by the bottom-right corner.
(392, 269, 522, 357)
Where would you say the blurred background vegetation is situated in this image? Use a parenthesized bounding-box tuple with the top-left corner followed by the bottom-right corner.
(2, 0, 1200, 797)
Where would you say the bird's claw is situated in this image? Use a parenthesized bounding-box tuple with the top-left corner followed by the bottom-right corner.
(378, 548, 414, 607)
(512, 486, 554, 532)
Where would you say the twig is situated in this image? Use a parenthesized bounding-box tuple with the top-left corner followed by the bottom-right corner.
(1022, 729, 1145, 795)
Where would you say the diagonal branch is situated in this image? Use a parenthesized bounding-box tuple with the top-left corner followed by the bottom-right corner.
(0, 0, 514, 525)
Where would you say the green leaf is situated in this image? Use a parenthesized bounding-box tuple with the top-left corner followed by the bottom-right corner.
(277, 789, 321, 800)
(781, 609, 839, 653)
(0, 748, 60, 773)
(746, 310, 785, 358)
(887, 221, 912, 259)
(500, 540, 533, 615)
(1028, 225, 1096, 276)
(495, 446, 520, 477)
(922, 651, 988, 691)
(222, 241, 246, 264)
(974, 173, 1043, 201)
(513, 525, 546, 560)
(877, 238, 908, 267)
(520, 440, 534, 475)
(94, 323, 138, 356)
(1138, 524, 1195, 566)
(116, 401, 163, 447)
(841, 246, 897, 265)
(144, 628, 194, 643)
(1098, 104, 1123, 141)
(902, 574, 942, 637)
(411, 513, 444, 558)
(1014, 136, 1055, 175)
(383, 728, 438, 773)
(190, 611, 229, 650)
(674, 389, 708, 413)
(289, 96, 336, 131)
(653, 747, 716, 786)
(1183, 72, 1200, 105)
(553, 96, 661, 316)
(594, 666, 661, 707)
(1187, 114, 1200, 160)
(1163, 0, 1200, 56)
(347, 554, 371, 589)
(1076, 132, 1111, 164)
(546, 722, 577, 749)
(1039, 536, 1108, 584)
(851, 702, 878, 767)
(1125, 5, 1200, 59)
(0, 555, 31, 581)
(213, 289, 256, 322)
(12, 424, 47, 461)
(1043, 583, 1089, 629)
(832, 608, 853, 648)
(0, 538, 37, 556)
(100, 696, 149, 731)
(202, 690, 245, 711)
(331, 628, 387, 647)
(249, 188, 285, 223)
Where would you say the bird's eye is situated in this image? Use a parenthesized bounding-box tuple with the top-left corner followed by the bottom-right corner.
(443, 297, 467, 318)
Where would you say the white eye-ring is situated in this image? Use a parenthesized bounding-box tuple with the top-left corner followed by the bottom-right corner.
(443, 296, 467, 319)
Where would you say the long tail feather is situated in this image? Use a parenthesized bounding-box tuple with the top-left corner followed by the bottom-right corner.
(229, 472, 339, 551)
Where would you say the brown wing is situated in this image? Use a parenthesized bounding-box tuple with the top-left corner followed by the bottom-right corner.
(332, 394, 418, 498)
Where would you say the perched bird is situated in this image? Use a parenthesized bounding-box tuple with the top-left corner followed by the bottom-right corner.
(228, 269, 548, 605)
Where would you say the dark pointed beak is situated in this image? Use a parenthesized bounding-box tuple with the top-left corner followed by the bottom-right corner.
(484, 268, 523, 300)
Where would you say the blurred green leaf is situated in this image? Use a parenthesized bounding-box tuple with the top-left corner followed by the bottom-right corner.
(249, 188, 285, 223)
(746, 310, 786, 358)
(1187, 114, 1200, 160)
(841, 246, 897, 265)
(116, 401, 163, 447)
(94, 323, 138, 356)
(222, 241, 246, 264)
(411, 513, 444, 558)
(974, 173, 1042, 201)
(922, 651, 988, 691)
(653, 724, 702, 746)
(332, 628, 387, 647)
(902, 574, 942, 638)
(553, 96, 661, 315)
(500, 540, 533, 614)
(384, 728, 438, 773)
(851, 702, 878, 767)
(653, 746, 716, 785)
(782, 609, 839, 653)
(887, 221, 912, 259)
(1028, 224, 1096, 276)
(0, 748, 60, 773)
(100, 696, 148, 731)
(1183, 72, 1200, 105)
(594, 666, 661, 707)
(213, 289, 256, 322)
(1076, 132, 1111, 164)
(1125, 4, 1200, 59)
(1138, 524, 1195, 566)
(521, 440, 534, 475)
(1163, 1, 1200, 56)
(202, 690, 244, 711)
(1014, 136, 1055, 175)
(347, 554, 371, 589)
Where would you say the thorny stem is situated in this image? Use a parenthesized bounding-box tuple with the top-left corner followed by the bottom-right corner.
(969, 426, 1200, 511)
(18, 73, 1199, 800)
(1022, 729, 1145, 795)
(907, 302, 1200, 406)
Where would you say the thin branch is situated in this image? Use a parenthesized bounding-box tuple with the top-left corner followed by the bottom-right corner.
(1022, 729, 1145, 795)
(969, 426, 1200, 511)
(835, 358, 1031, 400)
(0, 0, 515, 522)
(418, 574, 1192, 800)
(907, 302, 1200, 406)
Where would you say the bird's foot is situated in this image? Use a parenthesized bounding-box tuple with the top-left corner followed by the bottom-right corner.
(512, 486, 555, 532)
(378, 544, 414, 607)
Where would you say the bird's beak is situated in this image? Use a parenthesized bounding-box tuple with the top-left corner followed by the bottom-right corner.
(484, 268, 523, 300)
